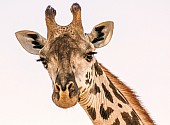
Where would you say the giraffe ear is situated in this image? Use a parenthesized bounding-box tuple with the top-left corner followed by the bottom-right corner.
(15, 30, 46, 55)
(87, 21, 114, 48)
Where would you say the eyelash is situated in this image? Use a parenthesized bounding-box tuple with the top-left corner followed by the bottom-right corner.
(84, 52, 97, 62)
(37, 57, 48, 69)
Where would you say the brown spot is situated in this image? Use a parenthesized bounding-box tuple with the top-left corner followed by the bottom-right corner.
(85, 79, 89, 84)
(102, 83, 113, 103)
(100, 104, 114, 120)
(108, 78, 128, 104)
(87, 106, 96, 120)
(94, 83, 100, 93)
(85, 72, 90, 79)
(85, 72, 88, 78)
(94, 61, 103, 76)
(85, 78, 92, 85)
(121, 111, 141, 125)
(118, 103, 122, 108)
(121, 112, 132, 124)
(112, 118, 120, 125)
(91, 65, 93, 70)
(131, 110, 141, 125)
(82, 88, 86, 93)
(90, 83, 101, 95)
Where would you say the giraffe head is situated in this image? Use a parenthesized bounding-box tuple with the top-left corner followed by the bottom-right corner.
(15, 3, 114, 109)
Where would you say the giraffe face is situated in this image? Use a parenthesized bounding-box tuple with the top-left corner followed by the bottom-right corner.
(15, 3, 114, 109)
(38, 34, 96, 108)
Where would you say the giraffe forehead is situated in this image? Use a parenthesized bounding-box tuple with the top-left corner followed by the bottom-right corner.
(42, 35, 94, 57)
(49, 25, 79, 40)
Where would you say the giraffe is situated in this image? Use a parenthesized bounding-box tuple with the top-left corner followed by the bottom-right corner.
(15, 3, 155, 125)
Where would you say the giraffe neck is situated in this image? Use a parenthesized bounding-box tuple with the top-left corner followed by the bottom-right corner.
(79, 62, 154, 125)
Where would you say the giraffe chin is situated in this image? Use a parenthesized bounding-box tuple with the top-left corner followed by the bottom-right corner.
(52, 91, 79, 109)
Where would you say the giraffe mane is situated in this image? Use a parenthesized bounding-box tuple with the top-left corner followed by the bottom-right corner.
(100, 63, 155, 125)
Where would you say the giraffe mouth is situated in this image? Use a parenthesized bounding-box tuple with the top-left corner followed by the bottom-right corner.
(52, 90, 79, 108)
(52, 83, 80, 109)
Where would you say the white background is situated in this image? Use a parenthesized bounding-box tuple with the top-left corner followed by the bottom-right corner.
(0, 0, 170, 125)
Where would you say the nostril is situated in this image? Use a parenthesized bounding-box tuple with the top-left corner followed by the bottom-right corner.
(67, 82, 77, 98)
(55, 84, 60, 92)
(57, 86, 60, 91)
(68, 82, 74, 90)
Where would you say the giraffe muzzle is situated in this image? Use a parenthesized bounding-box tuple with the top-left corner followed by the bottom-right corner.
(52, 81, 79, 108)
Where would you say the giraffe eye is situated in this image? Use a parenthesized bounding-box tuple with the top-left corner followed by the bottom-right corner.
(37, 57, 48, 69)
(84, 52, 97, 62)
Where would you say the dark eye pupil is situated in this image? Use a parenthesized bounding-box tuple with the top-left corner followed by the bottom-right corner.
(87, 55, 93, 60)
(42, 61, 48, 68)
